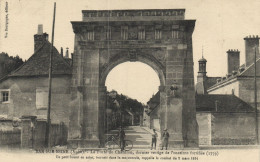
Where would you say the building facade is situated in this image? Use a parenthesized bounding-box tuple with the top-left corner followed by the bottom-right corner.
(68, 9, 199, 148)
(0, 26, 72, 126)
(206, 36, 260, 110)
(194, 35, 260, 145)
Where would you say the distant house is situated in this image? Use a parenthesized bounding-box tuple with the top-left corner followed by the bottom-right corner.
(193, 35, 260, 145)
(196, 35, 260, 110)
(123, 109, 135, 126)
(0, 25, 72, 126)
(144, 91, 259, 145)
(145, 92, 160, 131)
(196, 94, 258, 145)
(142, 106, 150, 128)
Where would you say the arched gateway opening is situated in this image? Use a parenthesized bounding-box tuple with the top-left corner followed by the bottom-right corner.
(105, 62, 160, 104)
(68, 9, 198, 149)
(104, 61, 161, 148)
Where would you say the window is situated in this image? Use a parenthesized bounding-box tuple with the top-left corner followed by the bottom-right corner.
(0, 90, 10, 103)
(121, 26, 128, 40)
(171, 25, 184, 39)
(36, 88, 48, 109)
(105, 26, 112, 40)
(155, 29, 162, 40)
(138, 26, 145, 40)
(172, 30, 179, 39)
(86, 30, 94, 40)
(172, 25, 179, 39)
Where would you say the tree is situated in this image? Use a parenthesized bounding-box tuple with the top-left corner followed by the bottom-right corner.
(0, 52, 24, 78)
(106, 90, 144, 124)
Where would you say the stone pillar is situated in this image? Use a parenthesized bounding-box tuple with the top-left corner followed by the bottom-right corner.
(34, 119, 47, 148)
(69, 49, 100, 148)
(20, 116, 37, 149)
(98, 86, 107, 147)
(68, 46, 103, 148)
(67, 44, 84, 148)
(181, 35, 199, 147)
(163, 48, 185, 148)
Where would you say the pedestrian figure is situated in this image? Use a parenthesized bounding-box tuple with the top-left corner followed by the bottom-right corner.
(117, 126, 125, 151)
(151, 129, 158, 150)
(161, 128, 169, 150)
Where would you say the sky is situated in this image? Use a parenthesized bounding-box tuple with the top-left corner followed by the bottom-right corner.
(0, 0, 260, 103)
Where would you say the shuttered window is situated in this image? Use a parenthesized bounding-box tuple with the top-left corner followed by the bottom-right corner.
(36, 88, 48, 109)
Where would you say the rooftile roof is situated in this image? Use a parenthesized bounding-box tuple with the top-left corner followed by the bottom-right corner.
(208, 59, 260, 90)
(196, 94, 255, 112)
(8, 41, 72, 77)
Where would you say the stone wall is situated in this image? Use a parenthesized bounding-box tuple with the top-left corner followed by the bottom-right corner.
(211, 113, 260, 145)
(196, 113, 211, 146)
(239, 79, 260, 110)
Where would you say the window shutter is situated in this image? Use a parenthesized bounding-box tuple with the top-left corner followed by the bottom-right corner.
(36, 88, 48, 109)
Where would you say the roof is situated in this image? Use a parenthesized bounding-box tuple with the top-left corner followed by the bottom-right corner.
(239, 58, 260, 77)
(198, 57, 207, 62)
(125, 109, 134, 116)
(196, 94, 255, 112)
(208, 58, 260, 90)
(7, 41, 72, 77)
(144, 93, 255, 115)
(147, 91, 160, 105)
(147, 91, 160, 115)
(206, 77, 221, 88)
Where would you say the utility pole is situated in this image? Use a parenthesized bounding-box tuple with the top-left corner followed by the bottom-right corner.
(45, 2, 56, 148)
(254, 46, 259, 145)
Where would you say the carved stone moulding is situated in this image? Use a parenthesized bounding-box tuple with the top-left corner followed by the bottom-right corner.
(82, 9, 185, 18)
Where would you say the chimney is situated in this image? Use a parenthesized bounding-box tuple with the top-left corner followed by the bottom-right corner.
(227, 49, 240, 75)
(65, 47, 69, 58)
(244, 35, 260, 67)
(34, 24, 49, 52)
(38, 24, 43, 34)
(61, 47, 63, 57)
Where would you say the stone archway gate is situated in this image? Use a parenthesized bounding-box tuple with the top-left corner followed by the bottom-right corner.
(68, 9, 198, 148)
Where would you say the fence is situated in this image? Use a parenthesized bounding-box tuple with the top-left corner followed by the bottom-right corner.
(34, 121, 67, 148)
(0, 128, 21, 148)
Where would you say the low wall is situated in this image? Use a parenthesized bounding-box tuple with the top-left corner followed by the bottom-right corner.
(211, 113, 260, 145)
(0, 128, 21, 148)
(0, 117, 68, 149)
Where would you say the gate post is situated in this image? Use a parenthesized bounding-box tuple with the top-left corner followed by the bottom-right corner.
(20, 116, 36, 149)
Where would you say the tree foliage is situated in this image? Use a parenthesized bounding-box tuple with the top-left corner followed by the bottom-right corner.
(107, 90, 144, 115)
(0, 52, 24, 78)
